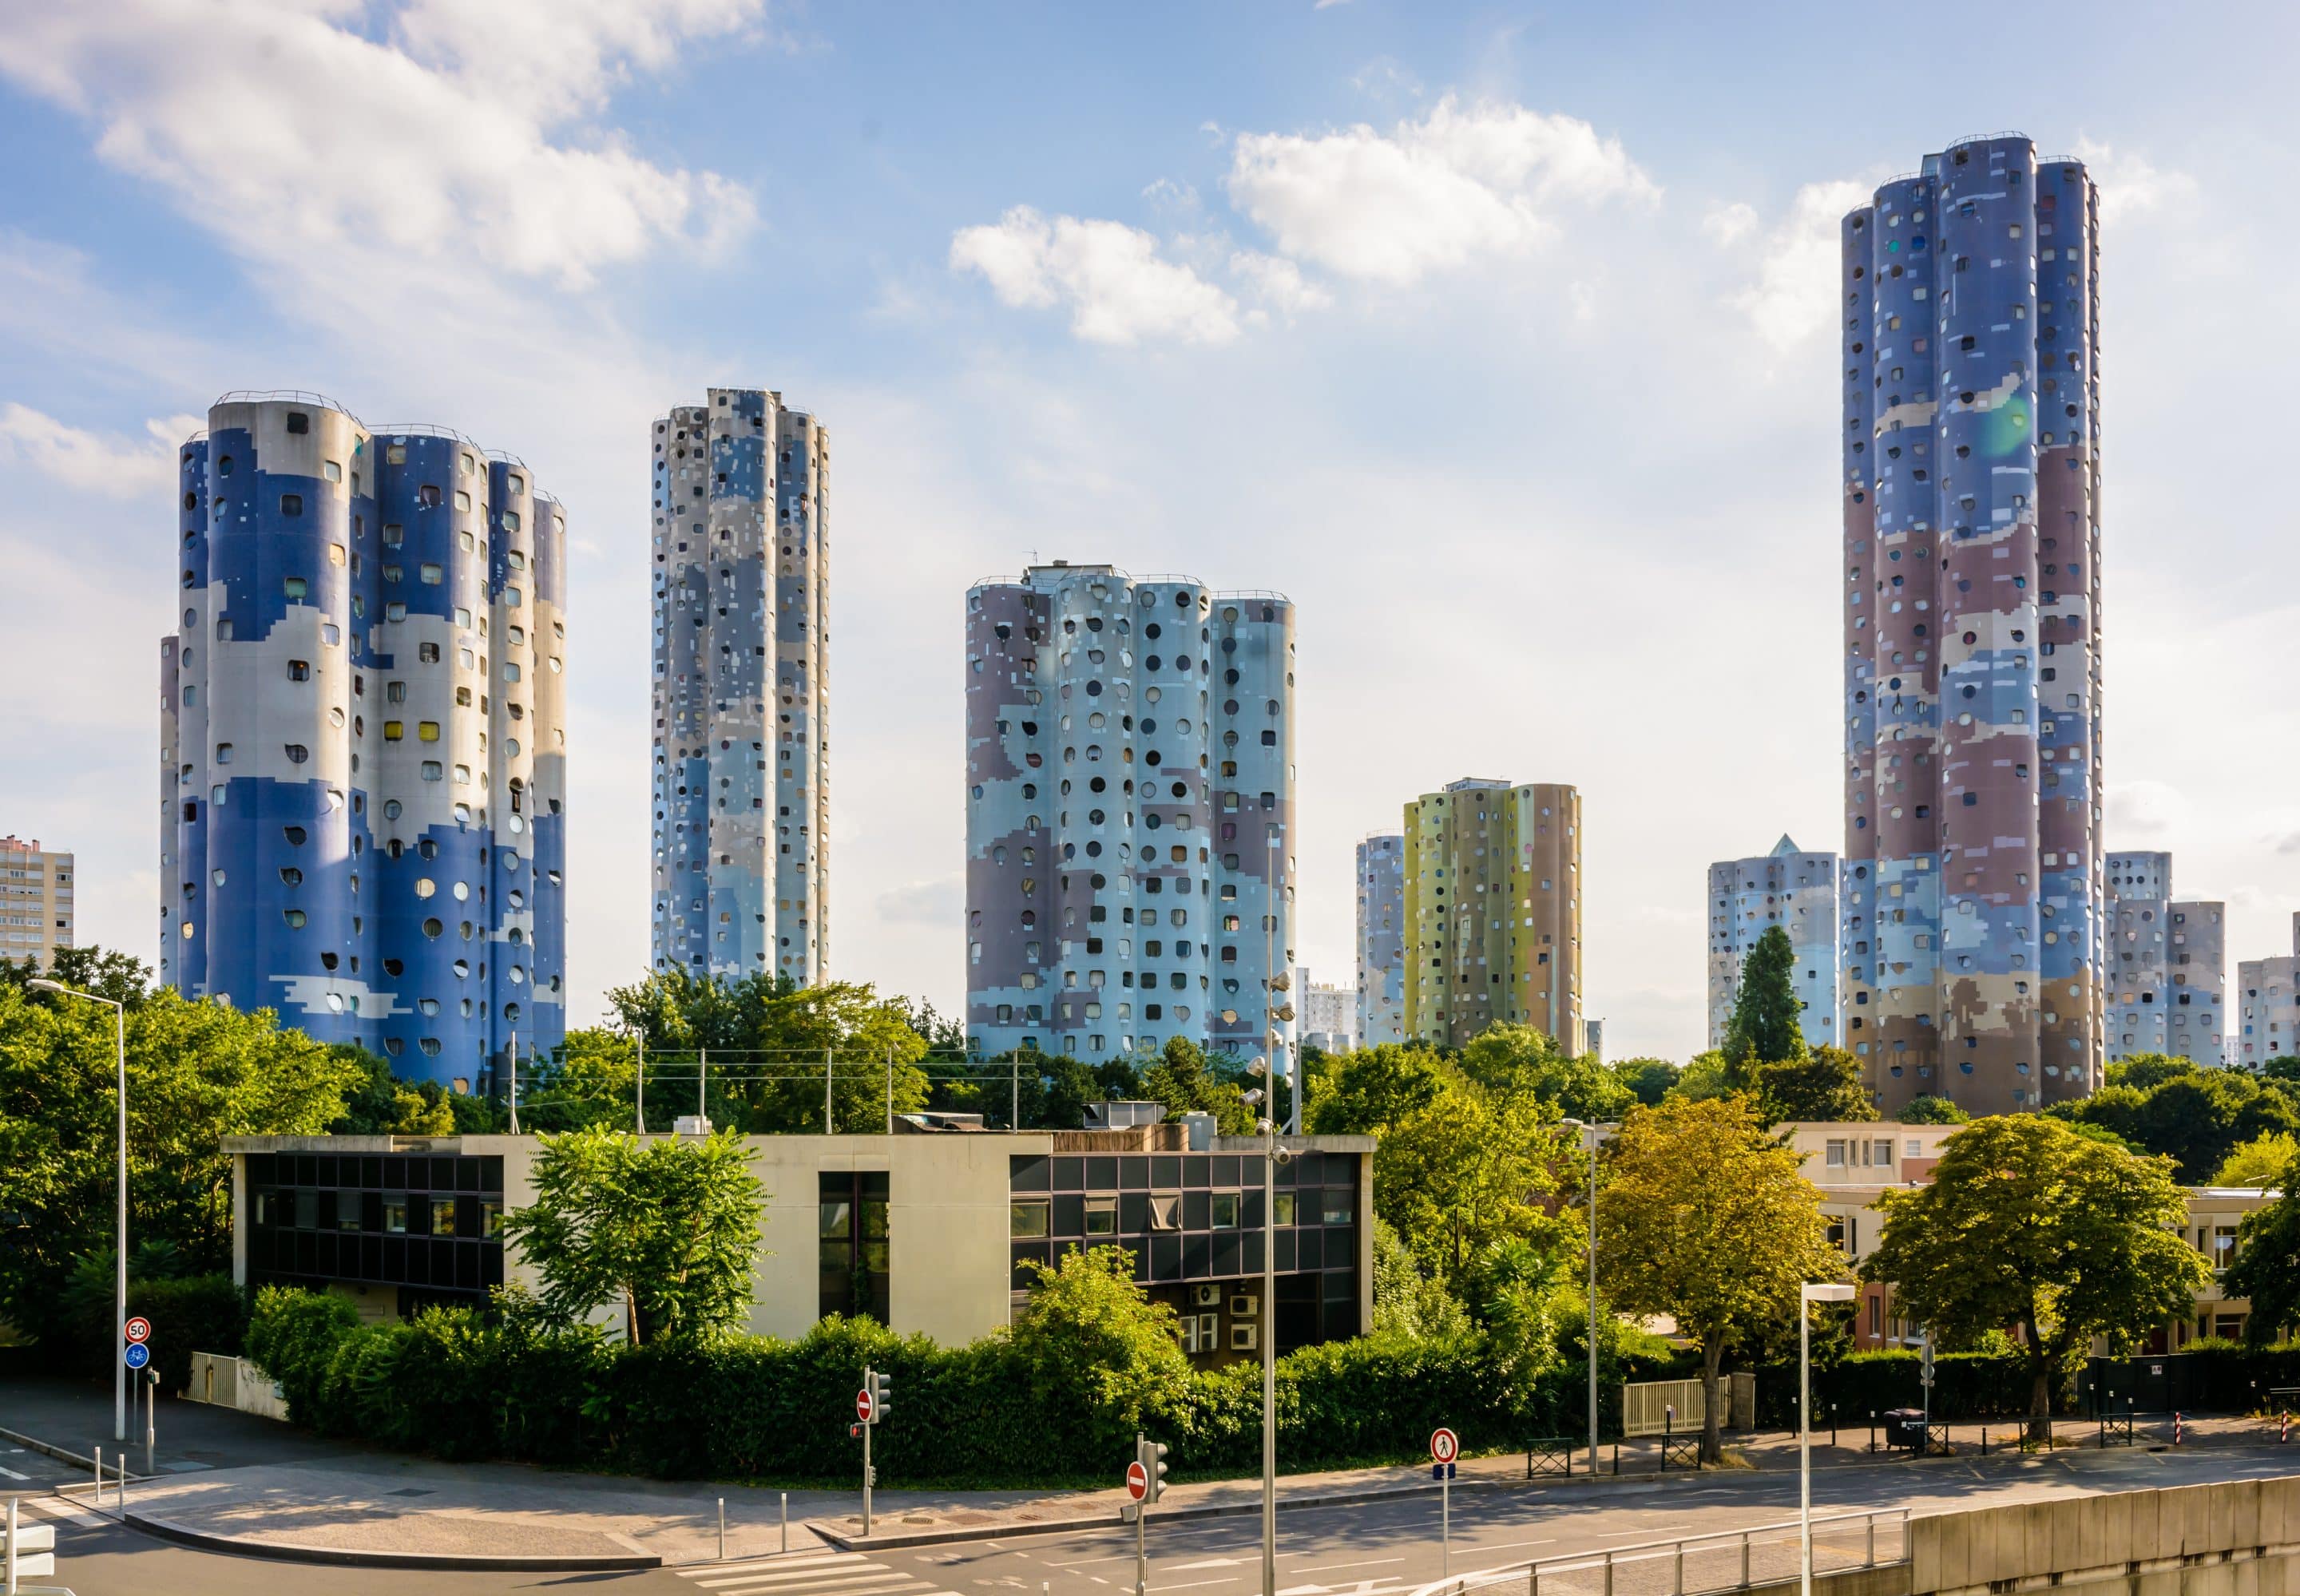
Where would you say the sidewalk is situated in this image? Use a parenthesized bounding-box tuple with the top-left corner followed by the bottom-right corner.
(3, 1373, 2290, 1570)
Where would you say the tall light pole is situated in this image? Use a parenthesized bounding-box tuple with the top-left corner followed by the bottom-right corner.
(30, 977, 129, 1441)
(1800, 1281, 1857, 1596)
(1559, 1118, 1612, 1469)
(1244, 1060, 1289, 1596)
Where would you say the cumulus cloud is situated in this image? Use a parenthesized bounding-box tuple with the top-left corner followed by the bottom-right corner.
(1720, 178, 1872, 351)
(0, 402, 200, 496)
(2071, 137, 2200, 224)
(950, 207, 1243, 346)
(1224, 96, 1657, 286)
(876, 876, 963, 926)
(0, 0, 759, 292)
(1229, 251, 1332, 320)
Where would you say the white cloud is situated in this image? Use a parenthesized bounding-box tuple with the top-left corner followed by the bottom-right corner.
(876, 876, 963, 926)
(0, 402, 200, 496)
(1720, 178, 1872, 351)
(2106, 778, 2191, 838)
(1229, 251, 1332, 319)
(1702, 201, 1758, 247)
(1224, 96, 1657, 286)
(2071, 137, 2200, 224)
(950, 207, 1243, 346)
(0, 0, 759, 293)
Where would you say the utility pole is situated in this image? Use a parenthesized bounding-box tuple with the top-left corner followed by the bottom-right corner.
(1011, 1051, 1020, 1131)
(508, 1029, 520, 1135)
(886, 1045, 894, 1133)
(824, 1048, 834, 1132)
(636, 1033, 645, 1135)
(698, 1046, 708, 1120)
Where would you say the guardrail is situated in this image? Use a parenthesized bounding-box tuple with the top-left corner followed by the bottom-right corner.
(1411, 1507, 1910, 1596)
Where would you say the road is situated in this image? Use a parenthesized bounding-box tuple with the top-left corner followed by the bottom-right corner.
(12, 1442, 2300, 1595)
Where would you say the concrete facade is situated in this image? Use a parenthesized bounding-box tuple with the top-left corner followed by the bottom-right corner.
(1842, 137, 2104, 1117)
(2235, 913, 2300, 1068)
(225, 1124, 1374, 1360)
(1402, 779, 1583, 1052)
(159, 393, 566, 1086)
(962, 564, 1296, 1079)
(2104, 851, 2226, 1067)
(1297, 967, 1356, 1053)
(0, 835, 72, 968)
(1709, 834, 1842, 1052)
(650, 390, 828, 985)
(1355, 833, 1406, 1047)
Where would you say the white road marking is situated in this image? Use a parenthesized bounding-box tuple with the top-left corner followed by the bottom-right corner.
(1150, 1581, 1243, 1592)
(1292, 1559, 1405, 1574)
(1045, 1554, 1140, 1568)
(1472, 1539, 1555, 1553)
(704, 1582, 922, 1596)
(1172, 1559, 1243, 1570)
(0, 1465, 28, 1480)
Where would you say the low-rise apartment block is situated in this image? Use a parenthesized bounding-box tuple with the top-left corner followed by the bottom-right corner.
(0, 835, 73, 968)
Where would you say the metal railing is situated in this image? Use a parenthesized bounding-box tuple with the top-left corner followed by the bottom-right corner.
(1412, 1507, 1910, 1596)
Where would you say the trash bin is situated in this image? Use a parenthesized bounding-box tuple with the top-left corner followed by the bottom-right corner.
(1883, 1408, 1927, 1449)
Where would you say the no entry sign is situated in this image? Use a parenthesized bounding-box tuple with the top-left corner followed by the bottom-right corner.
(856, 1387, 876, 1424)
(1430, 1427, 1458, 1465)
(1126, 1459, 1150, 1502)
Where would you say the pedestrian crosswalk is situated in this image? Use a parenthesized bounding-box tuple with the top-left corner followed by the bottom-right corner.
(674, 1549, 970, 1596)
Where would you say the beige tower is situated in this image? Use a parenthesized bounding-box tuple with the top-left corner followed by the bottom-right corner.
(1401, 779, 1583, 1051)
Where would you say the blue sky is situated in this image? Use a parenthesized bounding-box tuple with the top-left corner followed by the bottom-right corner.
(3, 1, 2296, 1060)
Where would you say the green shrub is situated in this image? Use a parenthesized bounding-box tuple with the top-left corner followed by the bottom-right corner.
(243, 1285, 362, 1427)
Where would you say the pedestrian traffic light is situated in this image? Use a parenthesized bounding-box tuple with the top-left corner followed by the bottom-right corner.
(867, 1367, 894, 1424)
(1137, 1436, 1168, 1502)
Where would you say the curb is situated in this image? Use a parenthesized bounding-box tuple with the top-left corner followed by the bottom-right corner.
(0, 1424, 149, 1483)
(121, 1510, 663, 1573)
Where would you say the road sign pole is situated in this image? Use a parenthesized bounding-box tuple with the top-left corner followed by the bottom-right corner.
(1441, 1463, 1450, 1576)
(862, 1373, 874, 1537)
(1136, 1432, 1148, 1596)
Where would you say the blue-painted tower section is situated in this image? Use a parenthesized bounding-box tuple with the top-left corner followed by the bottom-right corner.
(159, 393, 567, 1087)
(1840, 137, 2103, 1115)
(650, 390, 828, 984)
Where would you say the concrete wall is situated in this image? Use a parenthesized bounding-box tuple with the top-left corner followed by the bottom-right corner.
(1908, 1475, 2300, 1596)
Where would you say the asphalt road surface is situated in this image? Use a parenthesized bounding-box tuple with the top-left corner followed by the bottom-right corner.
(16, 1442, 2300, 1595)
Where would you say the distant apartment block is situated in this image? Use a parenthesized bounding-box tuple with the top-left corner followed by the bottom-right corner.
(159, 392, 567, 1085)
(2104, 851, 2225, 1067)
(1354, 833, 1405, 1047)
(964, 564, 1295, 1079)
(1402, 779, 1582, 1052)
(650, 389, 828, 984)
(0, 836, 73, 968)
(1708, 836, 1841, 1051)
(1840, 136, 2104, 1115)
(2236, 913, 2300, 1068)
(1297, 968, 1356, 1053)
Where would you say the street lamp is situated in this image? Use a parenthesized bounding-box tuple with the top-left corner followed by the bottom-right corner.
(1558, 1119, 1612, 1471)
(1800, 1281, 1857, 1596)
(1243, 1060, 1291, 1596)
(30, 977, 129, 1442)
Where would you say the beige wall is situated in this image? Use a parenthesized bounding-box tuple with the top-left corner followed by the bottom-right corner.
(0, 836, 73, 969)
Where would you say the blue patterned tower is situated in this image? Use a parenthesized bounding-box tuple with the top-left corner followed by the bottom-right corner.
(650, 390, 828, 984)
(1354, 834, 1406, 1047)
(1840, 137, 2102, 1113)
(158, 392, 567, 1087)
(964, 564, 1297, 1085)
(1707, 837, 1841, 1051)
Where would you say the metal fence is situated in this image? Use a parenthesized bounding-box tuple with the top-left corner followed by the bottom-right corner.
(1413, 1507, 1911, 1596)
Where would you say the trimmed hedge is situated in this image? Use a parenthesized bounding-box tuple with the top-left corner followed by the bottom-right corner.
(243, 1288, 1685, 1485)
(1751, 1345, 2300, 1428)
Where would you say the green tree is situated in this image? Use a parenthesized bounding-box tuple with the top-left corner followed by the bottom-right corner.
(2105, 1053, 2195, 1093)
(1369, 1216, 1469, 1339)
(329, 1047, 456, 1136)
(1008, 1244, 1192, 1438)
(1722, 926, 1808, 1076)
(1594, 1095, 1841, 1462)
(2, 946, 153, 1010)
(1860, 1115, 2209, 1432)
(1752, 1045, 1874, 1123)
(2050, 1067, 2298, 1182)
(1895, 1094, 1970, 1125)
(2221, 1147, 2300, 1344)
(1376, 1066, 1568, 1285)
(500, 1128, 765, 1345)
(1306, 1043, 1448, 1136)
(2213, 1131, 2300, 1188)
(0, 978, 364, 1337)
(1669, 1050, 1733, 1101)
(1460, 1024, 1636, 1123)
(1139, 1036, 1255, 1134)
(1611, 1057, 1681, 1107)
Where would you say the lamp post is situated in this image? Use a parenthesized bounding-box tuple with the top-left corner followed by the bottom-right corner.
(1244, 1061, 1290, 1596)
(1559, 1119, 1612, 1470)
(30, 977, 129, 1441)
(1801, 1281, 1858, 1596)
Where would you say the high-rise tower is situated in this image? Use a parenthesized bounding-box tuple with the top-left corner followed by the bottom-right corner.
(964, 564, 1296, 1085)
(650, 390, 829, 984)
(1840, 136, 2102, 1115)
(2104, 851, 2225, 1067)
(1708, 836, 1842, 1052)
(159, 392, 568, 1087)
(1401, 779, 1582, 1052)
(1354, 833, 1406, 1047)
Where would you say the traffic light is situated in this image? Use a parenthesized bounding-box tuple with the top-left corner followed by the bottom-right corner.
(867, 1367, 894, 1424)
(1138, 1436, 1169, 1502)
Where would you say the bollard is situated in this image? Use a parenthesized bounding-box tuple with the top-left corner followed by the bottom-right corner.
(2175, 1411, 2183, 1447)
(118, 1451, 126, 1508)
(93, 1447, 101, 1508)
(718, 1498, 725, 1562)
(783, 1490, 789, 1553)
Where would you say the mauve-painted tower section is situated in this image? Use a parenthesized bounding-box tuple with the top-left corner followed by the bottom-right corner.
(964, 564, 1297, 1084)
(650, 390, 828, 984)
(158, 392, 567, 1087)
(1355, 833, 1406, 1047)
(1841, 136, 2102, 1115)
